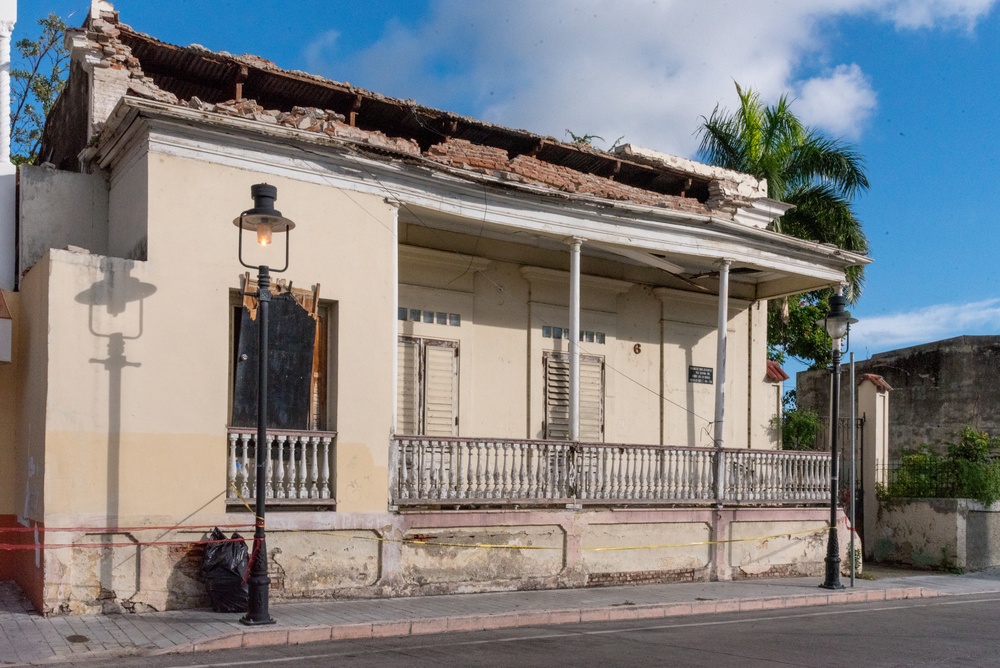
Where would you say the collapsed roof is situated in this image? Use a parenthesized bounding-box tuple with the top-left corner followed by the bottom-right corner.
(42, 2, 774, 224)
(34, 2, 869, 299)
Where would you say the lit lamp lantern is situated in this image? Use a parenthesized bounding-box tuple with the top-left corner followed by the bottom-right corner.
(233, 183, 296, 254)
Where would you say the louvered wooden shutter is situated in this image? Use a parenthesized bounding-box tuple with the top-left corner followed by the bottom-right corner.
(397, 336, 459, 436)
(397, 338, 420, 435)
(579, 356, 604, 442)
(423, 341, 458, 436)
(545, 352, 604, 441)
(544, 353, 570, 440)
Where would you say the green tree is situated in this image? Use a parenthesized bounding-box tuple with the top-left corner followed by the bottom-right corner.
(884, 427, 1000, 506)
(773, 390, 823, 450)
(697, 83, 870, 367)
(11, 13, 69, 165)
(767, 291, 836, 367)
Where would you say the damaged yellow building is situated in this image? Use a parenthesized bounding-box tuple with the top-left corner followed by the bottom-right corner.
(0, 2, 868, 614)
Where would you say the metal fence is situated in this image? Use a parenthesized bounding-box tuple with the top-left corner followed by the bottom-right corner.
(880, 457, 1000, 500)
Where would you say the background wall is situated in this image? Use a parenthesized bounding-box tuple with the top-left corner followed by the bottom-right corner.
(875, 498, 1000, 571)
(798, 336, 1000, 455)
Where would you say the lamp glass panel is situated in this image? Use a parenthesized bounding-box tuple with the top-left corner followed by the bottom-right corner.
(827, 319, 849, 340)
(256, 222, 273, 247)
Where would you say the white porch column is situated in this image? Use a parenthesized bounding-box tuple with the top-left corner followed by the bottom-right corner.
(712, 259, 731, 508)
(387, 201, 401, 509)
(0, 2, 16, 291)
(388, 201, 400, 433)
(568, 237, 583, 441)
(713, 259, 731, 448)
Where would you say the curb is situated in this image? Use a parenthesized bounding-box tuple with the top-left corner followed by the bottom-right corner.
(149, 586, 935, 657)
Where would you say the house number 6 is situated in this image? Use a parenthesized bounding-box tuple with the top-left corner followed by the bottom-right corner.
(633, 343, 641, 354)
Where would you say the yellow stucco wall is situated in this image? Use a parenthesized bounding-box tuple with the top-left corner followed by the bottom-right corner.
(0, 290, 20, 515)
(658, 289, 768, 449)
(25, 151, 779, 529)
(10, 259, 51, 523)
(36, 151, 397, 523)
(397, 245, 775, 447)
(747, 299, 778, 449)
(581, 522, 712, 573)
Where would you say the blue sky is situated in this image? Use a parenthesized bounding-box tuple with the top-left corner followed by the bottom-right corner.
(15, 0, 1000, 368)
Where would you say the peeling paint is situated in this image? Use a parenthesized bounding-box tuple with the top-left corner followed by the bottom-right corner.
(876, 498, 1000, 571)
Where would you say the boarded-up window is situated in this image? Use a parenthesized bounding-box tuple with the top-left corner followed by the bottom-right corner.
(396, 336, 458, 436)
(544, 352, 604, 442)
(231, 282, 331, 431)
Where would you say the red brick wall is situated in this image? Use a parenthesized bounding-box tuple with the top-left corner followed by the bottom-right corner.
(426, 139, 711, 214)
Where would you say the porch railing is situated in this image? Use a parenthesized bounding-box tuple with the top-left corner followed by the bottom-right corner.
(227, 428, 336, 506)
(391, 436, 830, 507)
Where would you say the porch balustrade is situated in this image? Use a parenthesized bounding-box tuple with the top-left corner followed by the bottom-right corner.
(391, 436, 830, 507)
(227, 428, 336, 506)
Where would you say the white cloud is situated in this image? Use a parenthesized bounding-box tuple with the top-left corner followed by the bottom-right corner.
(852, 299, 1000, 354)
(794, 65, 878, 140)
(301, 0, 998, 157)
(872, 0, 997, 29)
(303, 30, 340, 74)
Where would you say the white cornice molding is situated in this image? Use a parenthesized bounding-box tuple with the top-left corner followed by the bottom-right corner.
(734, 198, 795, 229)
(653, 286, 750, 309)
(520, 266, 633, 297)
(398, 245, 491, 293)
(93, 98, 867, 287)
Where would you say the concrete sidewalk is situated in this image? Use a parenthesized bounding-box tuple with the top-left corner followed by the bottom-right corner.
(4, 570, 1000, 666)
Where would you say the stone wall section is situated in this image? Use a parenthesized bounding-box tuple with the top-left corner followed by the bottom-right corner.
(874, 497, 1000, 571)
(798, 336, 1000, 455)
(35, 506, 845, 615)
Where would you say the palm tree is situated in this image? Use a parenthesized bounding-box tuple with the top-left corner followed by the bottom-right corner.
(697, 83, 870, 367)
(697, 83, 869, 299)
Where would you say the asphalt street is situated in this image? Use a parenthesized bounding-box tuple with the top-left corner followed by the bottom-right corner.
(45, 593, 1000, 668)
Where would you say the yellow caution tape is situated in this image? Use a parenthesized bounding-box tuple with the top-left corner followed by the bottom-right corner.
(230, 483, 835, 553)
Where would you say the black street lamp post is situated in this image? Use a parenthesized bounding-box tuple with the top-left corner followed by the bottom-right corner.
(233, 183, 295, 625)
(817, 291, 857, 591)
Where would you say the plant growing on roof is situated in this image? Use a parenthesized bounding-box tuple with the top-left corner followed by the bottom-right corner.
(565, 130, 625, 151)
(565, 129, 604, 146)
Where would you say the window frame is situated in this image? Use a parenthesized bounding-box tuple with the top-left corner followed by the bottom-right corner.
(228, 286, 337, 431)
(542, 350, 605, 442)
(396, 335, 460, 437)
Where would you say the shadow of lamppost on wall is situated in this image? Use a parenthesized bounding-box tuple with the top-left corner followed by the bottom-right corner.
(74, 258, 156, 610)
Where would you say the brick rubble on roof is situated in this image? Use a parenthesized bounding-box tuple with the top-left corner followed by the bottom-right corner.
(77, 10, 727, 216)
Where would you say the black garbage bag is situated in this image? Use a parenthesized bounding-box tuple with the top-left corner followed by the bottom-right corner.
(201, 527, 249, 613)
